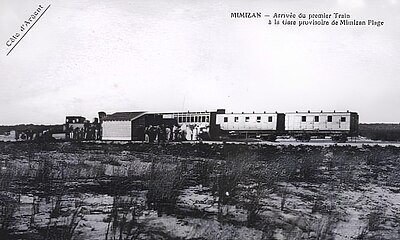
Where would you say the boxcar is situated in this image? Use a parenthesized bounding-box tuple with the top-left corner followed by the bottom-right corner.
(285, 111, 359, 141)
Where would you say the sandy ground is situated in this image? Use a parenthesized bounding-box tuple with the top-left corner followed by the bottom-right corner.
(1, 141, 400, 239)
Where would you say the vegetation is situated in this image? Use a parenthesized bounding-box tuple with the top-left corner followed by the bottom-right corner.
(359, 123, 400, 141)
(0, 142, 400, 239)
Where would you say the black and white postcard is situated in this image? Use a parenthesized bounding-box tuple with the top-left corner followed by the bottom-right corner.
(1, 0, 399, 239)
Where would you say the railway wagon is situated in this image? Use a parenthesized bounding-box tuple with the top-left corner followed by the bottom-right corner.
(152, 110, 221, 140)
(215, 112, 285, 140)
(285, 111, 359, 141)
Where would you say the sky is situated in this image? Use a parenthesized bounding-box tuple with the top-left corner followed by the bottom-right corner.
(0, 0, 399, 124)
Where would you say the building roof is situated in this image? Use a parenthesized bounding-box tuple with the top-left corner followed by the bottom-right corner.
(221, 112, 281, 115)
(285, 111, 357, 115)
(102, 112, 147, 121)
(66, 116, 86, 119)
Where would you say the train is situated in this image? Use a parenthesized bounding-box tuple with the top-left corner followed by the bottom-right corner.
(67, 109, 358, 143)
(215, 110, 359, 142)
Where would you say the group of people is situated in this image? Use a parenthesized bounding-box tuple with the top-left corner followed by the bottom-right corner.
(144, 124, 206, 143)
(66, 122, 101, 140)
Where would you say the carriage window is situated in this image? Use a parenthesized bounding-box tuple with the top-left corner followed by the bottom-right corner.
(191, 116, 194, 122)
(302, 116, 306, 122)
(341, 117, 346, 122)
(314, 116, 319, 122)
(234, 117, 239, 122)
(245, 117, 250, 122)
(224, 117, 228, 122)
(206, 116, 209, 122)
(256, 116, 261, 123)
(268, 116, 273, 122)
(328, 116, 332, 122)
(202, 116, 206, 122)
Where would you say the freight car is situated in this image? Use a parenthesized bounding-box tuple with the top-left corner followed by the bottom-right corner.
(284, 111, 359, 142)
